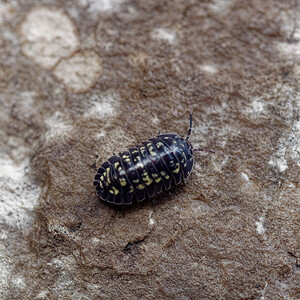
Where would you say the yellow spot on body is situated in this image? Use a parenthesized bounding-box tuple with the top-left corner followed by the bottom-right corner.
(132, 150, 138, 154)
(133, 179, 139, 184)
(109, 189, 114, 194)
(151, 173, 158, 178)
(118, 166, 122, 171)
(106, 168, 111, 183)
(155, 177, 162, 183)
(137, 184, 145, 190)
(148, 145, 156, 156)
(172, 140, 177, 143)
(123, 155, 130, 159)
(173, 163, 180, 174)
(119, 178, 127, 186)
(156, 142, 164, 148)
(124, 158, 131, 163)
(133, 155, 141, 163)
(140, 147, 146, 156)
(111, 186, 119, 195)
(184, 163, 187, 167)
(99, 182, 103, 188)
(100, 176, 108, 187)
(160, 171, 166, 176)
(114, 162, 119, 168)
(165, 175, 170, 179)
(142, 173, 153, 186)
(129, 186, 134, 193)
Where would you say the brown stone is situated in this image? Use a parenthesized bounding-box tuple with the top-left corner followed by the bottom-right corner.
(0, 0, 299, 299)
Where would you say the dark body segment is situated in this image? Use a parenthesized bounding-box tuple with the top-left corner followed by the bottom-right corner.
(94, 155, 135, 205)
(94, 134, 195, 205)
(157, 134, 194, 179)
(119, 150, 146, 202)
(95, 162, 111, 201)
(142, 141, 173, 191)
(93, 166, 108, 198)
(129, 148, 156, 198)
(113, 155, 134, 205)
(137, 145, 163, 196)
(107, 156, 123, 205)
(150, 138, 182, 185)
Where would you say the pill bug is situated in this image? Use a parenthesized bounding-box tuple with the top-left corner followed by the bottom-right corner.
(93, 113, 214, 205)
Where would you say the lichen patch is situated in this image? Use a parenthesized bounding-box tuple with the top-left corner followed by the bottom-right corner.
(20, 7, 80, 69)
(53, 50, 102, 93)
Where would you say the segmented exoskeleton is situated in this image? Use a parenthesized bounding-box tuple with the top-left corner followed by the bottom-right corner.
(93, 113, 214, 205)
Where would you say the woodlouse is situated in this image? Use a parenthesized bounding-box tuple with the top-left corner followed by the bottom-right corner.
(93, 113, 214, 205)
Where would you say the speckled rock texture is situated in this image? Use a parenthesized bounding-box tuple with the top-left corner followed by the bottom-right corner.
(0, 0, 299, 299)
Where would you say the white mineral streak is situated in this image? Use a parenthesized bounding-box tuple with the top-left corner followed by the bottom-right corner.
(44, 111, 73, 142)
(209, 0, 235, 16)
(152, 28, 177, 44)
(241, 172, 249, 182)
(78, 0, 126, 12)
(0, 155, 40, 229)
(255, 216, 266, 235)
(83, 93, 118, 119)
(199, 64, 218, 75)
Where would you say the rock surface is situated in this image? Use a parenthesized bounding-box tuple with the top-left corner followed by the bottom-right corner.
(0, 0, 299, 299)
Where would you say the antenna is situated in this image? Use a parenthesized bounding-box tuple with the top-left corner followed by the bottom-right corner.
(185, 111, 193, 140)
(185, 109, 215, 154)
